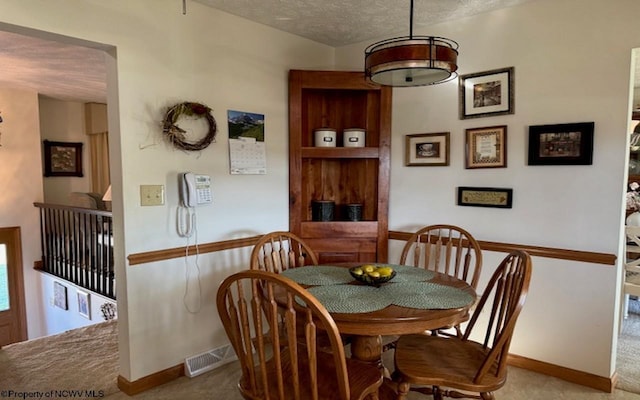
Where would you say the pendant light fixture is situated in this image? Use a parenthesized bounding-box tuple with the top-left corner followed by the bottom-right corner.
(365, 0, 459, 87)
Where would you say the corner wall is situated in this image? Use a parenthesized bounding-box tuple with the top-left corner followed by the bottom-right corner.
(39, 97, 92, 205)
(336, 0, 639, 379)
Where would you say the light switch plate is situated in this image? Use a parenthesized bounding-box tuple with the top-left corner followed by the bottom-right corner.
(140, 185, 165, 206)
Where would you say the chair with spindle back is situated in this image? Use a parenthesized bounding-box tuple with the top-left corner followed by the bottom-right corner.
(399, 224, 482, 289)
(217, 270, 382, 400)
(250, 231, 352, 348)
(250, 231, 318, 273)
(396, 224, 482, 338)
(391, 250, 532, 400)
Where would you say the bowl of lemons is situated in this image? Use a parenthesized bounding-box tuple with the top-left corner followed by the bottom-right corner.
(349, 264, 396, 286)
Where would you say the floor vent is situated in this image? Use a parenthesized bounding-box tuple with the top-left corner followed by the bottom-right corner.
(184, 344, 236, 378)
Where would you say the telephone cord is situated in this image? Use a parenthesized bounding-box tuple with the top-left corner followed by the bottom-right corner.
(177, 205, 194, 238)
(183, 210, 202, 314)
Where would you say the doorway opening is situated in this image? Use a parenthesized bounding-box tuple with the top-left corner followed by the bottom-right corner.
(617, 46, 640, 393)
(0, 227, 27, 346)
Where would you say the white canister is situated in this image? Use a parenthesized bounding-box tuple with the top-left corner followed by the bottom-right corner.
(343, 128, 365, 147)
(314, 128, 337, 147)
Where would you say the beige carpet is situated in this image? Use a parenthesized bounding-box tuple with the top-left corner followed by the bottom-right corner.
(1, 315, 638, 399)
(0, 320, 119, 397)
(618, 298, 640, 394)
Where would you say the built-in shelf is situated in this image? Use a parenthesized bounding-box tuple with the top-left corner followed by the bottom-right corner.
(301, 147, 380, 159)
(289, 69, 391, 263)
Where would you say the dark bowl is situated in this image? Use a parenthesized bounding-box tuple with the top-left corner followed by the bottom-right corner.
(349, 265, 396, 286)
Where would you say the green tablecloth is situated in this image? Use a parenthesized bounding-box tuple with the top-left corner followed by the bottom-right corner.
(283, 265, 474, 314)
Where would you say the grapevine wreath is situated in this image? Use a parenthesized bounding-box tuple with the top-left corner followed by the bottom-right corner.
(162, 102, 217, 151)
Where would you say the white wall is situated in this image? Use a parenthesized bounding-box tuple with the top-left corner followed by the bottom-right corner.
(336, 0, 638, 378)
(0, 87, 46, 338)
(38, 272, 116, 334)
(39, 97, 92, 204)
(1, 0, 335, 381)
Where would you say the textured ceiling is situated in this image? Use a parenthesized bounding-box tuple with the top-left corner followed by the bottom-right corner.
(0, 30, 106, 103)
(192, 0, 536, 47)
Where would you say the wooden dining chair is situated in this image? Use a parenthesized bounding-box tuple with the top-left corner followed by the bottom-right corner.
(217, 269, 383, 400)
(399, 224, 482, 289)
(250, 231, 318, 273)
(391, 250, 532, 400)
(396, 224, 482, 338)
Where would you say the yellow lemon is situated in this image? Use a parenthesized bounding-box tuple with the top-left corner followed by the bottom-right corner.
(362, 264, 376, 273)
(377, 266, 393, 277)
(368, 271, 381, 278)
(351, 268, 364, 276)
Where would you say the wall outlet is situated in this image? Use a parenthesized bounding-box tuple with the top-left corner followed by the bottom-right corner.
(140, 185, 165, 206)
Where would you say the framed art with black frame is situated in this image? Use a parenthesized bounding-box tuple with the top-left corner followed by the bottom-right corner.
(527, 122, 594, 165)
(457, 186, 513, 209)
(405, 132, 450, 166)
(459, 67, 514, 119)
(43, 140, 84, 177)
(465, 125, 507, 169)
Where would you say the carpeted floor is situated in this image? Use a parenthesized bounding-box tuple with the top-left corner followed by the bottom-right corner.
(105, 345, 640, 400)
(2, 314, 639, 399)
(0, 320, 119, 397)
(617, 298, 640, 393)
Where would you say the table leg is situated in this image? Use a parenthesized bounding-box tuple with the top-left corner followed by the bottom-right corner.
(350, 335, 391, 378)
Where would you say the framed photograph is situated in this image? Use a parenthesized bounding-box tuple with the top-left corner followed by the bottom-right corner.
(54, 281, 68, 310)
(405, 132, 450, 166)
(43, 140, 84, 177)
(457, 186, 513, 209)
(465, 125, 507, 169)
(77, 290, 91, 319)
(527, 122, 594, 165)
(459, 67, 514, 119)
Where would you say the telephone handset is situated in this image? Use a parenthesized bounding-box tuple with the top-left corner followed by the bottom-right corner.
(180, 172, 213, 207)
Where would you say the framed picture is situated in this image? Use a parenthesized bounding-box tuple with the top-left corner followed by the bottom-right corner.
(77, 290, 91, 319)
(459, 67, 514, 119)
(54, 281, 68, 310)
(465, 125, 507, 169)
(527, 122, 594, 165)
(405, 132, 450, 166)
(43, 140, 84, 177)
(457, 186, 513, 209)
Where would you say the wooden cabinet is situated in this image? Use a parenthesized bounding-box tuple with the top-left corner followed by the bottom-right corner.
(288, 70, 391, 263)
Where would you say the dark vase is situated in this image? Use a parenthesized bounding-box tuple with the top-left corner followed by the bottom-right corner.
(311, 200, 335, 221)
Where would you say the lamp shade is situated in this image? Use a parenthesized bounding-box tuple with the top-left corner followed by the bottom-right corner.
(102, 185, 112, 201)
(364, 0, 458, 87)
(365, 36, 458, 87)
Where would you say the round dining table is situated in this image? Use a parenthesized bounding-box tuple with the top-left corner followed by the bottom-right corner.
(280, 263, 477, 368)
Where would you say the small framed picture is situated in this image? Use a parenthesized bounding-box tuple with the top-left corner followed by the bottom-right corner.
(77, 290, 91, 319)
(54, 281, 68, 310)
(459, 67, 514, 119)
(465, 125, 507, 169)
(405, 132, 450, 166)
(527, 122, 594, 165)
(43, 140, 84, 177)
(457, 186, 513, 209)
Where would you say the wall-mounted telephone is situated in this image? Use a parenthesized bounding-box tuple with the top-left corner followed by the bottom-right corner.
(180, 172, 213, 207)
